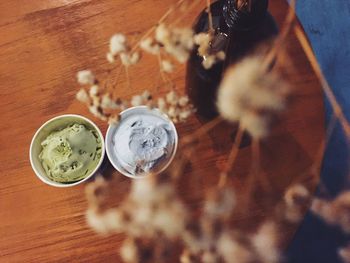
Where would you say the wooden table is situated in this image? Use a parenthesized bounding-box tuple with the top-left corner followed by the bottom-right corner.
(0, 0, 324, 262)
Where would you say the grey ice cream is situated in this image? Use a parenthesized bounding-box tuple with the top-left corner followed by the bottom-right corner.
(111, 110, 177, 176)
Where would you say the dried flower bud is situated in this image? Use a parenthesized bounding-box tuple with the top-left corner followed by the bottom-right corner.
(155, 24, 194, 63)
(194, 33, 211, 57)
(108, 116, 119, 125)
(120, 238, 138, 263)
(284, 184, 311, 223)
(204, 187, 236, 220)
(86, 208, 125, 234)
(180, 250, 196, 263)
(157, 91, 194, 123)
(131, 95, 143, 107)
(89, 85, 99, 97)
(218, 233, 253, 263)
(311, 192, 350, 233)
(166, 90, 178, 106)
(217, 56, 289, 139)
(89, 105, 107, 121)
(178, 96, 189, 107)
(155, 24, 170, 43)
(216, 51, 226, 60)
(201, 251, 219, 263)
(284, 184, 310, 207)
(141, 90, 152, 101)
(76, 88, 89, 103)
(101, 94, 120, 109)
(120, 52, 140, 66)
(251, 221, 280, 263)
(339, 245, 350, 263)
(157, 98, 167, 112)
(161, 60, 174, 73)
(77, 70, 95, 85)
(202, 55, 216, 70)
(110, 33, 127, 55)
(106, 52, 115, 63)
(140, 37, 160, 55)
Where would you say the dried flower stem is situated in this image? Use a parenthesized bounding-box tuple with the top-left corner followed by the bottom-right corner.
(109, 65, 124, 94)
(124, 66, 130, 89)
(206, 0, 214, 33)
(170, 0, 203, 27)
(129, 0, 187, 54)
(263, 0, 296, 70)
(157, 53, 174, 88)
(182, 116, 223, 145)
(252, 138, 270, 191)
(294, 25, 350, 139)
(310, 114, 338, 176)
(157, 54, 167, 83)
(252, 138, 260, 176)
(218, 126, 244, 187)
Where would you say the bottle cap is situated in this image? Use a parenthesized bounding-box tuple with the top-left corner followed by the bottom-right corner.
(224, 0, 269, 30)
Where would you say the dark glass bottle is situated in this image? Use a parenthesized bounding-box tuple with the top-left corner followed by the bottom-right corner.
(186, 0, 278, 120)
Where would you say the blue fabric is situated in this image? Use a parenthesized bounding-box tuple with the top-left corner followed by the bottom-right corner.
(286, 0, 350, 262)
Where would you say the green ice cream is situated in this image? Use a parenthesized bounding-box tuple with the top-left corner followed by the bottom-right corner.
(39, 123, 102, 183)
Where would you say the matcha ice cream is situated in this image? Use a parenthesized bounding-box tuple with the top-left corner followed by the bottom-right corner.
(39, 123, 102, 183)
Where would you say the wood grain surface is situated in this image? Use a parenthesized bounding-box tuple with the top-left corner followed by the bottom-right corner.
(0, 0, 324, 262)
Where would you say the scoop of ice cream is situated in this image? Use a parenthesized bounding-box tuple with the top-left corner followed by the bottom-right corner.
(39, 123, 102, 183)
(112, 114, 176, 175)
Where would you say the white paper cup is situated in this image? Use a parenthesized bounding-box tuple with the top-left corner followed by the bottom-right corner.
(29, 114, 105, 187)
(105, 106, 178, 179)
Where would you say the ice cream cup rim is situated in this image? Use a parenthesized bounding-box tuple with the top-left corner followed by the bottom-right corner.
(106, 106, 178, 179)
(29, 114, 105, 187)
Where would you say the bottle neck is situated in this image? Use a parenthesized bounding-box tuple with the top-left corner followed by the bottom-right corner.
(223, 0, 269, 30)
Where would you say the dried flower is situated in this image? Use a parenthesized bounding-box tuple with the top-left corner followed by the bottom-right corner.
(204, 187, 236, 221)
(101, 94, 122, 110)
(140, 37, 160, 55)
(178, 96, 189, 107)
(202, 55, 216, 70)
(130, 90, 153, 107)
(89, 85, 99, 97)
(201, 251, 219, 263)
(158, 97, 167, 112)
(155, 24, 194, 63)
(130, 95, 143, 107)
(166, 90, 178, 106)
(106, 52, 116, 63)
(87, 175, 188, 242)
(76, 88, 89, 103)
(194, 33, 211, 57)
(216, 51, 226, 60)
(77, 70, 95, 85)
(311, 191, 350, 233)
(86, 208, 125, 235)
(157, 91, 194, 123)
(194, 33, 226, 69)
(161, 60, 174, 73)
(120, 52, 140, 66)
(283, 184, 311, 223)
(339, 244, 350, 263)
(217, 233, 253, 263)
(251, 221, 280, 263)
(108, 115, 120, 125)
(120, 238, 138, 263)
(85, 176, 108, 207)
(217, 56, 290, 138)
(180, 249, 195, 263)
(89, 105, 107, 121)
(110, 33, 128, 55)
